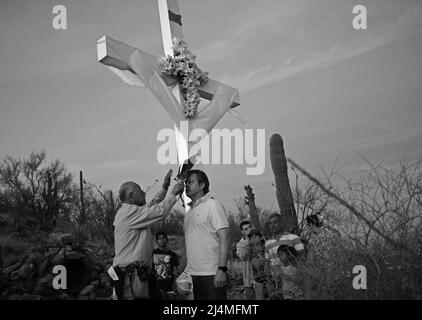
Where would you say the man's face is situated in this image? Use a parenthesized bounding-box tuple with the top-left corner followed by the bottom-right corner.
(268, 216, 283, 235)
(130, 184, 146, 206)
(240, 223, 252, 237)
(185, 174, 203, 198)
(156, 234, 167, 248)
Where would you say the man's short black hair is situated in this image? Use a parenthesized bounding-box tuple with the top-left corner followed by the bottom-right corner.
(155, 231, 168, 241)
(187, 170, 210, 194)
(239, 220, 251, 230)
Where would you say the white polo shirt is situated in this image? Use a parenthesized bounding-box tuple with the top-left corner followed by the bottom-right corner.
(184, 193, 229, 276)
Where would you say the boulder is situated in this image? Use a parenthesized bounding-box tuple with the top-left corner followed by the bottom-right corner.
(10, 270, 20, 281)
(47, 233, 74, 247)
(33, 274, 54, 295)
(18, 262, 32, 279)
(22, 293, 42, 300)
(50, 248, 65, 265)
(3, 262, 21, 275)
(0, 215, 6, 226)
(37, 258, 50, 276)
(79, 284, 95, 296)
(57, 292, 72, 300)
(90, 268, 99, 281)
(30, 244, 45, 253)
(28, 252, 44, 264)
(96, 288, 106, 297)
(65, 251, 80, 260)
(47, 247, 60, 257)
(61, 234, 75, 246)
(88, 292, 96, 300)
(99, 274, 111, 289)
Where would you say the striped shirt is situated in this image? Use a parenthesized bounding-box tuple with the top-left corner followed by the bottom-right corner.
(265, 232, 305, 267)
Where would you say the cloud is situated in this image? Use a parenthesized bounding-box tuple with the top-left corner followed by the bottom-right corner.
(199, 1, 422, 92)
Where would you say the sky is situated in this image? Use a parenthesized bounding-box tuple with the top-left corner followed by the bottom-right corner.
(1, 0, 422, 213)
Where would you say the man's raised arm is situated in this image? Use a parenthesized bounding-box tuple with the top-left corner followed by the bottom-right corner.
(147, 169, 173, 207)
(129, 181, 184, 229)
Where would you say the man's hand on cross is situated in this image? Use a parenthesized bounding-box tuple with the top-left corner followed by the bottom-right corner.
(162, 169, 173, 190)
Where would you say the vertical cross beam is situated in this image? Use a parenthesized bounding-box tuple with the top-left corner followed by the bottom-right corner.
(158, 0, 190, 208)
(158, 0, 188, 163)
(158, 0, 183, 56)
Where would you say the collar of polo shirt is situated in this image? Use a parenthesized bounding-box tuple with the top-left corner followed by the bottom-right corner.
(187, 193, 212, 208)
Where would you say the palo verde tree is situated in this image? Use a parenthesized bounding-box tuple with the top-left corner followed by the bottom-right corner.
(0, 151, 77, 231)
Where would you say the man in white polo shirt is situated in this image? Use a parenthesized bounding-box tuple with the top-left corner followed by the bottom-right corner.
(183, 170, 229, 300)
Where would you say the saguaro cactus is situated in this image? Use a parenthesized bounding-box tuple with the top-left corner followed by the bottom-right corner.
(270, 133, 299, 234)
(40, 170, 59, 230)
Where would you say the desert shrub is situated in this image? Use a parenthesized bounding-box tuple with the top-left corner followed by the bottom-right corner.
(0, 235, 31, 266)
(80, 184, 120, 247)
(286, 158, 422, 300)
(0, 151, 78, 232)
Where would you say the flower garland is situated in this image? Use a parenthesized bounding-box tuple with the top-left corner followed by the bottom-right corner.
(159, 38, 208, 119)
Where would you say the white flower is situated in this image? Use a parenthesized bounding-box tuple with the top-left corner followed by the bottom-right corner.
(159, 40, 207, 119)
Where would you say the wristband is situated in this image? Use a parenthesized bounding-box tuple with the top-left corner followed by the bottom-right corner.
(218, 266, 228, 273)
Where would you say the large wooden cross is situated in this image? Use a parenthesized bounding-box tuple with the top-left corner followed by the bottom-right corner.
(97, 0, 241, 208)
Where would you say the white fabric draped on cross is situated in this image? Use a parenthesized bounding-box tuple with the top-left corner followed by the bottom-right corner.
(105, 47, 244, 140)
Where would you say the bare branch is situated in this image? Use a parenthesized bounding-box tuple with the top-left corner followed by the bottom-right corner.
(287, 158, 418, 257)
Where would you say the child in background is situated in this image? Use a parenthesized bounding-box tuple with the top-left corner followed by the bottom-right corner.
(247, 229, 268, 300)
(264, 214, 305, 299)
(276, 245, 303, 300)
(152, 231, 179, 300)
(236, 221, 254, 299)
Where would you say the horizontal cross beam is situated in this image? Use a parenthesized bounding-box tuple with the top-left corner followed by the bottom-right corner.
(97, 35, 240, 109)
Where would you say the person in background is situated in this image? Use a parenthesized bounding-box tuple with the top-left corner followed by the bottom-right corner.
(247, 229, 267, 300)
(276, 245, 303, 300)
(264, 213, 305, 299)
(152, 231, 179, 300)
(235, 220, 255, 299)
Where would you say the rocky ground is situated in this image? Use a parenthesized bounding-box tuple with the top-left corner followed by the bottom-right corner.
(0, 232, 114, 300)
(0, 211, 246, 300)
